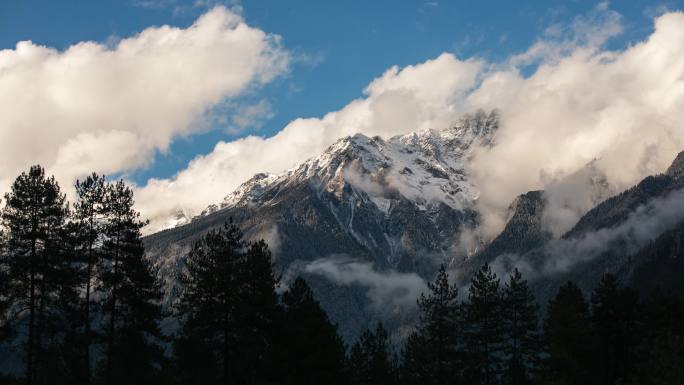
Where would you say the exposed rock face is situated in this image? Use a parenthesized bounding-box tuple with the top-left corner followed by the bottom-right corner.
(630, 221, 684, 296)
(476, 190, 551, 263)
(469, 151, 684, 306)
(666, 150, 684, 180)
(144, 110, 498, 341)
(145, 111, 684, 341)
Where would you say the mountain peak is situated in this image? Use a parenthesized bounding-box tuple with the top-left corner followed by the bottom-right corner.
(666, 151, 684, 179)
(173, 111, 500, 229)
(221, 172, 279, 208)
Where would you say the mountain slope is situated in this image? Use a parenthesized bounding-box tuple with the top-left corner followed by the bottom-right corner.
(472, 190, 551, 264)
(629, 221, 684, 296)
(146, 108, 684, 341)
(144, 110, 498, 341)
(470, 151, 684, 304)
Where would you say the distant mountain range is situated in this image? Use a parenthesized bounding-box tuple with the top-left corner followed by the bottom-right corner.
(144, 111, 684, 342)
(460, 150, 684, 306)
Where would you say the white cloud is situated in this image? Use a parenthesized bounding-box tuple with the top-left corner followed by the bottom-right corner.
(540, 162, 615, 238)
(137, 6, 684, 238)
(5, 2, 684, 249)
(490, 187, 684, 279)
(227, 99, 274, 133)
(305, 256, 427, 312)
(468, 10, 684, 238)
(136, 53, 482, 231)
(510, 1, 623, 66)
(543, 188, 684, 274)
(0, 5, 288, 196)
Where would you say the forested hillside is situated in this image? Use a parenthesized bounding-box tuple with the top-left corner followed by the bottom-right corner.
(0, 166, 682, 385)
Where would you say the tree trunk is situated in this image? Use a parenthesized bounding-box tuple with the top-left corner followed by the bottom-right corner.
(105, 222, 121, 385)
(27, 264, 35, 385)
(223, 308, 229, 385)
(83, 211, 95, 385)
(26, 231, 37, 385)
(35, 234, 51, 385)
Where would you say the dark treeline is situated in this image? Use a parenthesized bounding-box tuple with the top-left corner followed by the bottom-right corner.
(0, 165, 347, 385)
(0, 167, 163, 385)
(397, 265, 684, 385)
(0, 165, 683, 385)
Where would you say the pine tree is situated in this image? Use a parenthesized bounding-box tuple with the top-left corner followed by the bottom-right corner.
(45, 221, 82, 384)
(233, 240, 280, 385)
(172, 242, 221, 385)
(401, 331, 430, 385)
(401, 265, 461, 385)
(366, 323, 395, 384)
(0, 224, 10, 342)
(501, 268, 540, 385)
(173, 221, 245, 385)
(348, 322, 395, 385)
(97, 180, 162, 385)
(632, 288, 684, 384)
(590, 274, 640, 384)
(273, 277, 346, 385)
(1, 165, 70, 385)
(70, 174, 106, 385)
(463, 263, 504, 385)
(542, 282, 599, 385)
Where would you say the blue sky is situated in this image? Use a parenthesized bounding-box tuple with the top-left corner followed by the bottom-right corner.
(2, 0, 684, 232)
(1, 0, 677, 185)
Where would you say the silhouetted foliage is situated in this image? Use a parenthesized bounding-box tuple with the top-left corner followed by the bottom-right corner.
(173, 221, 244, 385)
(631, 288, 684, 385)
(590, 274, 641, 384)
(95, 180, 163, 385)
(348, 322, 396, 385)
(0, 165, 71, 385)
(272, 277, 347, 385)
(542, 282, 600, 385)
(234, 240, 281, 385)
(70, 173, 107, 385)
(401, 265, 461, 385)
(173, 221, 281, 385)
(0, 165, 683, 385)
(501, 268, 540, 385)
(463, 263, 504, 385)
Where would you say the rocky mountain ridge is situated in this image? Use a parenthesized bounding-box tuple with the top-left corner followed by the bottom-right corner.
(145, 111, 498, 341)
(144, 112, 684, 342)
(469, 150, 684, 305)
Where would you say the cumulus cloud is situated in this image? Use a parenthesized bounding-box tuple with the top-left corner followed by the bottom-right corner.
(305, 256, 427, 312)
(467, 9, 684, 239)
(137, 5, 684, 237)
(5, 1, 684, 247)
(136, 53, 482, 231)
(0, 5, 288, 197)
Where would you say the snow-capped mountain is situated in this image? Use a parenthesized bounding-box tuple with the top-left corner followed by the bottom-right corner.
(144, 108, 684, 343)
(194, 109, 496, 225)
(144, 110, 498, 341)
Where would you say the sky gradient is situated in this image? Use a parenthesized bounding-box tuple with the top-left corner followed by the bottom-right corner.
(1, 0, 684, 232)
(1, 0, 675, 183)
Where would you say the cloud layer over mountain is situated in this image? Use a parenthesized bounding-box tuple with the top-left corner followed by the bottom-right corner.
(2, 4, 683, 240)
(489, 187, 684, 282)
(135, 51, 482, 231)
(305, 257, 427, 312)
(137, 5, 684, 235)
(0, 6, 288, 199)
(469, 9, 684, 239)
